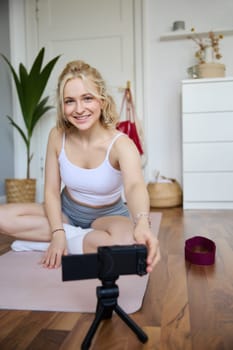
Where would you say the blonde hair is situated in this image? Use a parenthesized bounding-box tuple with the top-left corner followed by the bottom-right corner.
(56, 60, 119, 131)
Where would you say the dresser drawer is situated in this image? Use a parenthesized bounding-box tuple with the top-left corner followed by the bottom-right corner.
(182, 112, 233, 142)
(183, 173, 233, 201)
(182, 80, 233, 113)
(183, 142, 233, 171)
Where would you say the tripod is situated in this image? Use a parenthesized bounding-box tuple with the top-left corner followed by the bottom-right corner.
(81, 277, 148, 349)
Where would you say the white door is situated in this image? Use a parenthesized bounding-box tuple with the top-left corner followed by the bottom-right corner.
(24, 0, 143, 201)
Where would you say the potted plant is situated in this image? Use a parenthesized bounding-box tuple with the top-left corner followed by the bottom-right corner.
(187, 29, 225, 78)
(1, 47, 60, 202)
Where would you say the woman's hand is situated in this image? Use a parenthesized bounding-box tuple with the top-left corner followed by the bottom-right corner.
(133, 221, 160, 273)
(40, 231, 68, 269)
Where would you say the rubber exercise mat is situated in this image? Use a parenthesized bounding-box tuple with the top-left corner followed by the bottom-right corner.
(0, 213, 162, 314)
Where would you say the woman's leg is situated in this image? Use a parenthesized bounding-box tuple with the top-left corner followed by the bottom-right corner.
(83, 216, 135, 253)
(0, 203, 51, 241)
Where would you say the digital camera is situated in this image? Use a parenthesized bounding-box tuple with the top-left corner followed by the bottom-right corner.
(62, 244, 147, 281)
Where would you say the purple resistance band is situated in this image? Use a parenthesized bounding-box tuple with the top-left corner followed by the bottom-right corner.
(185, 236, 216, 265)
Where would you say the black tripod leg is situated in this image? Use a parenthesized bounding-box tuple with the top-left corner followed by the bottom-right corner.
(114, 304, 148, 343)
(81, 304, 106, 350)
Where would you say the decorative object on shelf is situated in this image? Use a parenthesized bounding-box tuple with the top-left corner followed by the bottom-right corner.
(188, 28, 223, 64)
(204, 46, 214, 63)
(187, 65, 199, 79)
(187, 28, 225, 78)
(197, 62, 225, 78)
(187, 63, 225, 79)
(1, 47, 60, 202)
(172, 21, 185, 31)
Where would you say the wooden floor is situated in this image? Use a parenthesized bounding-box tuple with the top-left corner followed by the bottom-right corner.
(0, 208, 233, 350)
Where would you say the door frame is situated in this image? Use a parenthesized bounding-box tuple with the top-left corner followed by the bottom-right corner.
(8, 0, 148, 199)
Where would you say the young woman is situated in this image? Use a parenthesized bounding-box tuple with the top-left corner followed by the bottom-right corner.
(0, 60, 160, 272)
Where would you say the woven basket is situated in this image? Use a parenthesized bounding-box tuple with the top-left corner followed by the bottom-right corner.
(197, 63, 225, 78)
(5, 179, 36, 203)
(147, 179, 182, 208)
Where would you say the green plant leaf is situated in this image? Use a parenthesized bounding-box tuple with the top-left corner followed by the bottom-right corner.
(29, 47, 44, 77)
(18, 63, 30, 128)
(23, 50, 60, 135)
(6, 116, 29, 148)
(1, 48, 60, 178)
(1, 54, 23, 106)
(25, 48, 47, 123)
(28, 97, 54, 134)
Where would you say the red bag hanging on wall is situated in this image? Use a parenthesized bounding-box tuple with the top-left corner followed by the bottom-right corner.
(116, 83, 144, 155)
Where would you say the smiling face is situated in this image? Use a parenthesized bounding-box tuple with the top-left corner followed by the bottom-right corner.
(63, 77, 103, 130)
(56, 60, 119, 131)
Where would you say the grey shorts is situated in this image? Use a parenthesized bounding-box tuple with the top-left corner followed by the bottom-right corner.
(61, 189, 129, 228)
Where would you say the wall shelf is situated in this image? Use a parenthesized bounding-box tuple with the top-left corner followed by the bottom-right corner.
(160, 28, 233, 41)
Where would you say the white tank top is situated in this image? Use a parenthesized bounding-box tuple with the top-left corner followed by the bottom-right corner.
(59, 133, 124, 206)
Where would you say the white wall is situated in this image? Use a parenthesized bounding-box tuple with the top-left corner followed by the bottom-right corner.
(144, 0, 233, 185)
(0, 0, 14, 198)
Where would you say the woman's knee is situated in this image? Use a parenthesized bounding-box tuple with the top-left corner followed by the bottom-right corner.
(0, 204, 10, 215)
(0, 203, 45, 236)
(0, 204, 11, 231)
(91, 216, 135, 245)
(92, 216, 132, 231)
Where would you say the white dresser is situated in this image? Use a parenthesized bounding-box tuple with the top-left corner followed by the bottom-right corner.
(182, 77, 233, 209)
